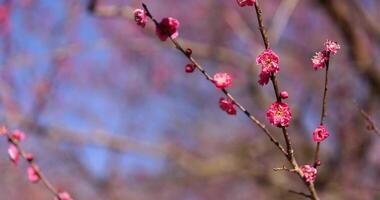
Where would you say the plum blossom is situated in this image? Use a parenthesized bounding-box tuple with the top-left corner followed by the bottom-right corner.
(313, 125, 330, 142)
(301, 165, 317, 183)
(8, 144, 20, 164)
(219, 98, 237, 115)
(156, 17, 180, 41)
(133, 9, 148, 28)
(11, 129, 25, 142)
(236, 0, 256, 7)
(256, 49, 280, 85)
(311, 51, 329, 70)
(325, 40, 340, 55)
(213, 73, 232, 89)
(27, 167, 40, 183)
(280, 91, 289, 99)
(266, 102, 292, 127)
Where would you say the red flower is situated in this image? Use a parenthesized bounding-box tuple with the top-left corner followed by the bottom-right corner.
(156, 17, 180, 41)
(313, 125, 330, 142)
(266, 102, 292, 127)
(219, 98, 237, 115)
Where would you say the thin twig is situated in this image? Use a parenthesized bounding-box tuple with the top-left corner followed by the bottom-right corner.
(314, 52, 330, 164)
(141, 3, 288, 157)
(288, 190, 313, 199)
(5, 133, 63, 200)
(354, 101, 380, 137)
(273, 165, 296, 172)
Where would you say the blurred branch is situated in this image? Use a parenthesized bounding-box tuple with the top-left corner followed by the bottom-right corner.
(354, 101, 380, 137)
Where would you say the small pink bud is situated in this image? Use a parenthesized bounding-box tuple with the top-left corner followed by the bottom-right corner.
(213, 73, 232, 89)
(313, 125, 330, 142)
(133, 9, 148, 28)
(280, 91, 289, 99)
(27, 166, 40, 183)
(26, 153, 34, 162)
(301, 165, 317, 183)
(11, 130, 25, 142)
(185, 48, 192, 57)
(8, 145, 20, 164)
(185, 64, 195, 73)
(314, 160, 321, 167)
(54, 192, 74, 200)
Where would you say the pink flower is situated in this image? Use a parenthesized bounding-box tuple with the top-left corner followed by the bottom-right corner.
(324, 40, 340, 55)
(311, 51, 329, 70)
(213, 73, 232, 89)
(236, 0, 256, 7)
(280, 91, 289, 99)
(27, 167, 40, 183)
(11, 129, 25, 142)
(219, 98, 237, 115)
(133, 9, 148, 28)
(256, 49, 280, 74)
(313, 125, 330, 142)
(258, 70, 271, 85)
(301, 165, 317, 183)
(55, 192, 73, 200)
(8, 145, 20, 164)
(266, 102, 292, 127)
(156, 17, 180, 41)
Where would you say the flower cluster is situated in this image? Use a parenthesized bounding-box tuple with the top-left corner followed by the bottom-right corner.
(236, 0, 256, 7)
(219, 98, 237, 115)
(313, 125, 330, 142)
(213, 73, 232, 89)
(301, 165, 317, 183)
(256, 49, 280, 85)
(133, 9, 148, 28)
(311, 40, 340, 70)
(266, 102, 292, 127)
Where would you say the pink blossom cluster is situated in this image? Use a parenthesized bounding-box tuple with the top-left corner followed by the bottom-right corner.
(301, 165, 317, 183)
(256, 49, 280, 85)
(266, 102, 292, 127)
(313, 125, 330, 142)
(311, 40, 340, 70)
(133, 8, 180, 42)
(219, 98, 237, 115)
(236, 0, 256, 7)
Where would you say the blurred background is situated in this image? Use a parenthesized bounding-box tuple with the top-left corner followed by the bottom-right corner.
(0, 0, 379, 199)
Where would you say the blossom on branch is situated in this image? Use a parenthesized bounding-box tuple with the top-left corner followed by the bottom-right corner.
(236, 0, 256, 7)
(313, 125, 330, 142)
(213, 73, 232, 89)
(54, 192, 74, 200)
(133, 9, 148, 28)
(219, 98, 237, 115)
(8, 144, 20, 164)
(256, 49, 280, 85)
(156, 17, 180, 41)
(11, 129, 26, 142)
(27, 167, 40, 183)
(311, 51, 329, 70)
(266, 102, 292, 127)
(324, 40, 340, 55)
(301, 165, 317, 183)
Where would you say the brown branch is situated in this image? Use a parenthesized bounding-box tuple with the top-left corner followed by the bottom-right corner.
(141, 3, 288, 158)
(354, 101, 380, 137)
(252, 1, 319, 199)
(288, 190, 313, 199)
